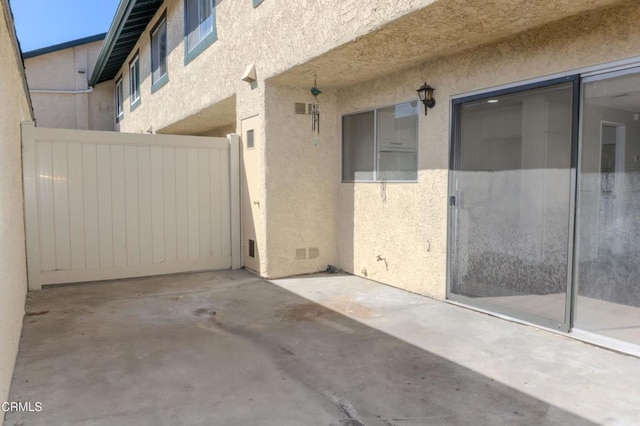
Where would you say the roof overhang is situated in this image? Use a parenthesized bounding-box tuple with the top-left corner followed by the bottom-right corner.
(23, 33, 106, 59)
(89, 0, 164, 86)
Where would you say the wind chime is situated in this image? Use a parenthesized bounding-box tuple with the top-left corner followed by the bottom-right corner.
(310, 75, 321, 139)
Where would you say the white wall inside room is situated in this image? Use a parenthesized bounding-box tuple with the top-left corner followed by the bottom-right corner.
(0, 0, 31, 412)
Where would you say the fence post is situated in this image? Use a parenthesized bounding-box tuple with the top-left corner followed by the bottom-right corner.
(21, 121, 42, 290)
(228, 133, 242, 269)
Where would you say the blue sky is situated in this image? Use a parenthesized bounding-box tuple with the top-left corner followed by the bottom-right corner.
(11, 0, 120, 52)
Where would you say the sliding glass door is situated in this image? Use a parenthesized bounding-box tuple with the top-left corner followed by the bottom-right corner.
(449, 77, 578, 331)
(575, 69, 640, 347)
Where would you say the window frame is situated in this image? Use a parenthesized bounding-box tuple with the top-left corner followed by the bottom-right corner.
(150, 13, 169, 93)
(341, 100, 420, 183)
(115, 76, 124, 123)
(184, 0, 218, 65)
(129, 53, 141, 111)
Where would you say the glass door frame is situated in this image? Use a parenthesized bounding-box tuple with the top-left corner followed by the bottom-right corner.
(446, 75, 581, 333)
(571, 65, 640, 342)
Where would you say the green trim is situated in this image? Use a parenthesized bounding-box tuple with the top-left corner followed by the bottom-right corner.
(184, 30, 217, 65)
(151, 73, 169, 93)
(129, 52, 140, 110)
(23, 33, 106, 59)
(90, 0, 164, 86)
(90, 0, 136, 86)
(150, 12, 168, 93)
(130, 97, 141, 112)
(253, 0, 264, 7)
(183, 0, 217, 65)
(115, 77, 124, 122)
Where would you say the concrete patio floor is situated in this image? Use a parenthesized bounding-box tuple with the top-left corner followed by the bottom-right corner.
(5, 270, 640, 425)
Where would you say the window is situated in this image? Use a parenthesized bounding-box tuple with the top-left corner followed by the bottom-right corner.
(253, 0, 264, 7)
(115, 77, 124, 122)
(342, 101, 419, 182)
(246, 129, 254, 149)
(129, 54, 140, 110)
(185, 0, 217, 63)
(151, 16, 168, 92)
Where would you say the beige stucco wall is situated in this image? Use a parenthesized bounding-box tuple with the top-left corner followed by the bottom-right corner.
(0, 0, 32, 416)
(114, 0, 626, 135)
(335, 0, 640, 298)
(108, 0, 640, 285)
(24, 39, 113, 130)
(262, 86, 340, 278)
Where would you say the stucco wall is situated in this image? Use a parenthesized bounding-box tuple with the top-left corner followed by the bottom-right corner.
(112, 0, 626, 135)
(0, 0, 31, 415)
(24, 40, 113, 130)
(335, 0, 640, 298)
(107, 0, 640, 285)
(111, 0, 438, 134)
(263, 86, 340, 278)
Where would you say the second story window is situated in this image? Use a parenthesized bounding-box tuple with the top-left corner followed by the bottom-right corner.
(129, 54, 140, 110)
(115, 77, 124, 122)
(151, 16, 168, 92)
(185, 0, 217, 63)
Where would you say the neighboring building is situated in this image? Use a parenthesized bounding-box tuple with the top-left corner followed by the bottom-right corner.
(0, 0, 33, 410)
(23, 34, 113, 130)
(80, 0, 640, 354)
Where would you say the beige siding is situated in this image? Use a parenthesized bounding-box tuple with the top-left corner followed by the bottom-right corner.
(24, 40, 113, 130)
(0, 0, 32, 415)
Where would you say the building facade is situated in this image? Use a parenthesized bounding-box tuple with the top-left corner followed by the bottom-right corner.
(24, 34, 114, 130)
(0, 0, 33, 409)
(89, 0, 640, 353)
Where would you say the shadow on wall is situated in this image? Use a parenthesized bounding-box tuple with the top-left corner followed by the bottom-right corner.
(336, 80, 449, 295)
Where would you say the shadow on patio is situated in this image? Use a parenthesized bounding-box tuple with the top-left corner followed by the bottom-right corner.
(5, 270, 632, 425)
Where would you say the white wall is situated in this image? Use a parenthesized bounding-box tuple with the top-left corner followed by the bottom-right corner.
(0, 0, 32, 417)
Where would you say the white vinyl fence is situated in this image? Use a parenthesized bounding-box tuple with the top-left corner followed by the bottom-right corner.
(22, 122, 240, 290)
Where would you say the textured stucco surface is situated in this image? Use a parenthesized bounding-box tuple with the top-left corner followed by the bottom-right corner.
(107, 0, 640, 290)
(0, 0, 31, 416)
(263, 86, 340, 278)
(114, 0, 627, 134)
(335, 0, 640, 298)
(24, 39, 113, 130)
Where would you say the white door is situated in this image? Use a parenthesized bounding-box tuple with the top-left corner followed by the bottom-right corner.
(241, 115, 261, 273)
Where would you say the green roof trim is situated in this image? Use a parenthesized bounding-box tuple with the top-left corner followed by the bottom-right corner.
(23, 33, 106, 59)
(89, 0, 164, 86)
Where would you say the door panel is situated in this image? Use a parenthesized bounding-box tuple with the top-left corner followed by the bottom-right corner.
(449, 79, 576, 330)
(575, 69, 640, 346)
(241, 116, 261, 273)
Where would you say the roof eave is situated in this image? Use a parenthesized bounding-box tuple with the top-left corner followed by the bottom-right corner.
(23, 33, 106, 59)
(89, 0, 136, 87)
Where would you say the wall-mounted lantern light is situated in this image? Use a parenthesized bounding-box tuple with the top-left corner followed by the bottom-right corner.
(417, 82, 436, 115)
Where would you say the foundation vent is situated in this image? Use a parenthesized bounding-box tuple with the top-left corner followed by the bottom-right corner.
(295, 103, 307, 114)
(248, 239, 255, 258)
(295, 248, 307, 260)
(294, 103, 313, 115)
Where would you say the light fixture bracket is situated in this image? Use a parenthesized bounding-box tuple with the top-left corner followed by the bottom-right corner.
(417, 82, 436, 115)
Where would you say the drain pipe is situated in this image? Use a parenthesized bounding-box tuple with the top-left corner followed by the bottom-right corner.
(30, 87, 94, 94)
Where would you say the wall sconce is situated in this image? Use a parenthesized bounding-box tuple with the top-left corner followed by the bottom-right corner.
(417, 82, 436, 115)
